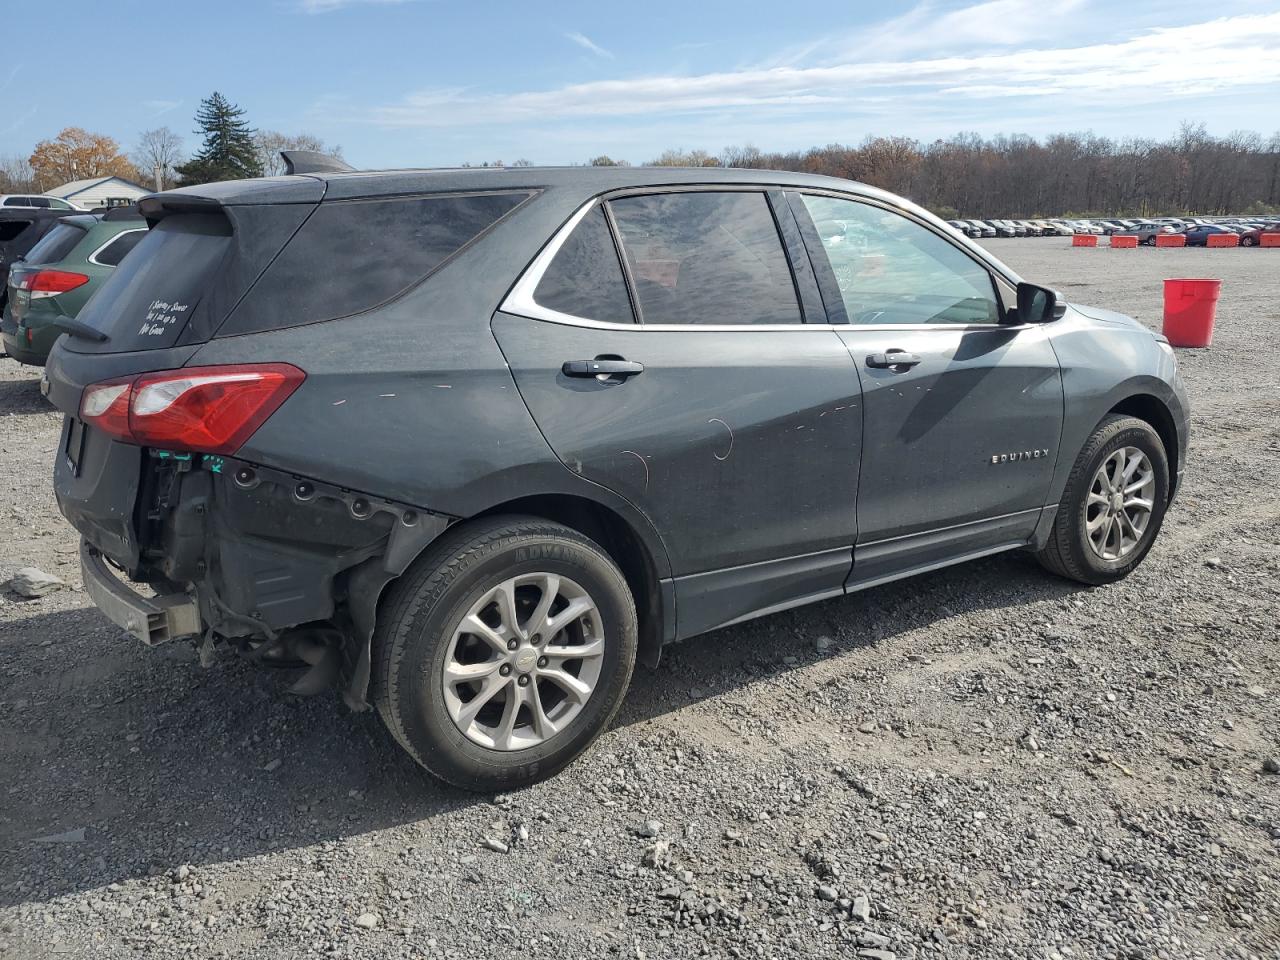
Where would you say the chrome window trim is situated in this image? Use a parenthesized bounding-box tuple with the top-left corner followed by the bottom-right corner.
(500, 189, 1025, 334)
(86, 228, 147, 267)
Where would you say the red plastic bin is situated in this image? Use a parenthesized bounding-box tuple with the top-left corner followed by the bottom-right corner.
(1109, 235, 1138, 248)
(1155, 234, 1186, 247)
(1072, 234, 1097, 247)
(1207, 233, 1239, 248)
(1261, 233, 1280, 247)
(1162, 278, 1220, 348)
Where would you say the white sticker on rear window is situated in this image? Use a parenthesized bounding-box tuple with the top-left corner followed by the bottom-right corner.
(139, 300, 190, 337)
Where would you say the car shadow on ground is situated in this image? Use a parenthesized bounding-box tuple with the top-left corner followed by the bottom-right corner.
(0, 370, 51, 417)
(0, 552, 1084, 907)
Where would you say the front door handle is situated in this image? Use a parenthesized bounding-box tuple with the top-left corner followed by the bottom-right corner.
(562, 359, 645, 379)
(866, 351, 921, 370)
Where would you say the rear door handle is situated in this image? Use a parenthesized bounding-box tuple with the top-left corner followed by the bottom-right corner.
(562, 359, 645, 378)
(866, 351, 921, 369)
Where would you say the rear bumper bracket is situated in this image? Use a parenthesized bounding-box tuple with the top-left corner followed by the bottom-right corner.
(80, 541, 201, 645)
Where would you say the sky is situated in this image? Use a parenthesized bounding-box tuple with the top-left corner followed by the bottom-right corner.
(3, 0, 1279, 169)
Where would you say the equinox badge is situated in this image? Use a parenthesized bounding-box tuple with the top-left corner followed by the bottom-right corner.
(991, 449, 1050, 464)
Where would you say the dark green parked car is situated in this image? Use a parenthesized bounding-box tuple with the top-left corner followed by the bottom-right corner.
(1, 209, 146, 366)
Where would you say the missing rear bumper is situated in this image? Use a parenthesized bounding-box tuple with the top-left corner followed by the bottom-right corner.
(80, 541, 201, 645)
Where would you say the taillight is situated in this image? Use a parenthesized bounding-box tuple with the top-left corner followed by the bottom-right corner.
(79, 364, 305, 455)
(19, 269, 89, 299)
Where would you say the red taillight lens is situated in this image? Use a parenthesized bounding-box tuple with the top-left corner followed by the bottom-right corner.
(22, 269, 89, 298)
(79, 363, 305, 455)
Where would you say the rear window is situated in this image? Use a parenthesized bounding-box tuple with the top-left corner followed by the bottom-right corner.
(22, 222, 87, 265)
(91, 229, 146, 267)
(0, 220, 32, 242)
(219, 190, 532, 337)
(76, 214, 231, 349)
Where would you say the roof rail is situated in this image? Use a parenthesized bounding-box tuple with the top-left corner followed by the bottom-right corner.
(281, 150, 355, 176)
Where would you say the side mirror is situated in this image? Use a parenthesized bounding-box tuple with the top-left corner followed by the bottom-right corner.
(1015, 282, 1065, 324)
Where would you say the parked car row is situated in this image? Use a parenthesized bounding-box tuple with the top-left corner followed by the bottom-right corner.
(0, 206, 145, 365)
(946, 215, 1280, 244)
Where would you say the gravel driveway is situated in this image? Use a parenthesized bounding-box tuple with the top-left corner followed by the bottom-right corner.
(1, 238, 1277, 960)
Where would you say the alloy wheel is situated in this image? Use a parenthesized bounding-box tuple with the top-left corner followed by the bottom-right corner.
(1085, 446, 1156, 561)
(442, 573, 604, 750)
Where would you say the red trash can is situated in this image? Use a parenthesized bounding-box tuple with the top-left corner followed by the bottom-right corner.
(1163, 278, 1221, 347)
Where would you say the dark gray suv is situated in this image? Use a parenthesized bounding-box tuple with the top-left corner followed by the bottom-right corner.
(44, 163, 1189, 791)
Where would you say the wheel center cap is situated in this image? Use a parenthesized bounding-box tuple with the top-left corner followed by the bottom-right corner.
(514, 649, 537, 673)
(1110, 493, 1124, 513)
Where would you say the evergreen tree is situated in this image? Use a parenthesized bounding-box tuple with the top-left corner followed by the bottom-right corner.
(174, 92, 262, 186)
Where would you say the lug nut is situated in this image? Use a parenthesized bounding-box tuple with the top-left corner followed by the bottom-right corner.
(537, 656, 548, 669)
(499, 664, 511, 676)
(517, 675, 530, 687)
(506, 638, 519, 651)
(531, 634, 542, 645)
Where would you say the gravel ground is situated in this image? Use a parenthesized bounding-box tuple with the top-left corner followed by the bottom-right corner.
(1, 237, 1277, 960)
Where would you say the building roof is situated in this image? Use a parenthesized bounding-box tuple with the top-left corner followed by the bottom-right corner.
(47, 176, 148, 199)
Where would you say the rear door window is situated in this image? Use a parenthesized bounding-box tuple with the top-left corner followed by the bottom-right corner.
(532, 205, 633, 324)
(608, 191, 801, 326)
(220, 190, 532, 336)
(29, 197, 51, 208)
(91, 229, 146, 266)
(22, 222, 87, 264)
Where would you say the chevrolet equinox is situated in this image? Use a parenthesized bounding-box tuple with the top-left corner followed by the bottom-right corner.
(45, 156, 1190, 791)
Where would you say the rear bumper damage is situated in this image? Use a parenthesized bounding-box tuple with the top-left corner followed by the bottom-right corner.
(80, 541, 200, 645)
(59, 434, 451, 707)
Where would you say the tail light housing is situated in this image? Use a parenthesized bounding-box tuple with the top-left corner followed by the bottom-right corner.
(79, 363, 305, 455)
(17, 269, 90, 299)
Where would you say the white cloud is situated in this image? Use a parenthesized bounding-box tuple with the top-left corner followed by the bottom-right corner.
(566, 31, 614, 60)
(357, 12, 1280, 128)
(298, 0, 415, 13)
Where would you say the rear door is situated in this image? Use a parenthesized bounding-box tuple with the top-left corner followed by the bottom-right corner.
(494, 189, 864, 639)
(790, 192, 1063, 586)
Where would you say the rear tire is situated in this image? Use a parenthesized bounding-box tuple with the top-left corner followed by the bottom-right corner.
(1036, 415, 1169, 585)
(372, 516, 637, 791)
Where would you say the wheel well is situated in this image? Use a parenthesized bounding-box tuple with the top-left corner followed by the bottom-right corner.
(1107, 394, 1178, 493)
(474, 495, 666, 668)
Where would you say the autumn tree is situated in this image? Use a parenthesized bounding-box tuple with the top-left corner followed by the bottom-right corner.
(253, 130, 343, 177)
(174, 92, 261, 186)
(28, 128, 140, 188)
(132, 127, 185, 190)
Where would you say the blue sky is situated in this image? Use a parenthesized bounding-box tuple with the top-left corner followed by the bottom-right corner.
(3, 0, 1279, 169)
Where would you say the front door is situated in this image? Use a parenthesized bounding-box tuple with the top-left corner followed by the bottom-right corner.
(494, 190, 864, 638)
(790, 192, 1063, 585)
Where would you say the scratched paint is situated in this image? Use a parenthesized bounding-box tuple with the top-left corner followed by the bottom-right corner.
(620, 450, 650, 491)
(707, 418, 735, 461)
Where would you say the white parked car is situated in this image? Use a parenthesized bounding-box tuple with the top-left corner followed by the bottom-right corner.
(0, 194, 84, 212)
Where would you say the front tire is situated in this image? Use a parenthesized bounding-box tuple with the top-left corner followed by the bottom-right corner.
(372, 516, 638, 791)
(1037, 415, 1170, 585)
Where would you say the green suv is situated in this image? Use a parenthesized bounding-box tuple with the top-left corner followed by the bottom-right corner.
(1, 209, 146, 366)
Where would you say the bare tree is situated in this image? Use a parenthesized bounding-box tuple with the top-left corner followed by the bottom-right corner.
(253, 131, 344, 177)
(0, 153, 37, 192)
(132, 127, 185, 191)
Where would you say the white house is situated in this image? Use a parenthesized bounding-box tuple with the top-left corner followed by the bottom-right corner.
(46, 176, 150, 210)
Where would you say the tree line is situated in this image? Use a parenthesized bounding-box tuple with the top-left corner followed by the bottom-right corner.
(4, 104, 1277, 218)
(0, 92, 342, 194)
(605, 124, 1280, 218)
